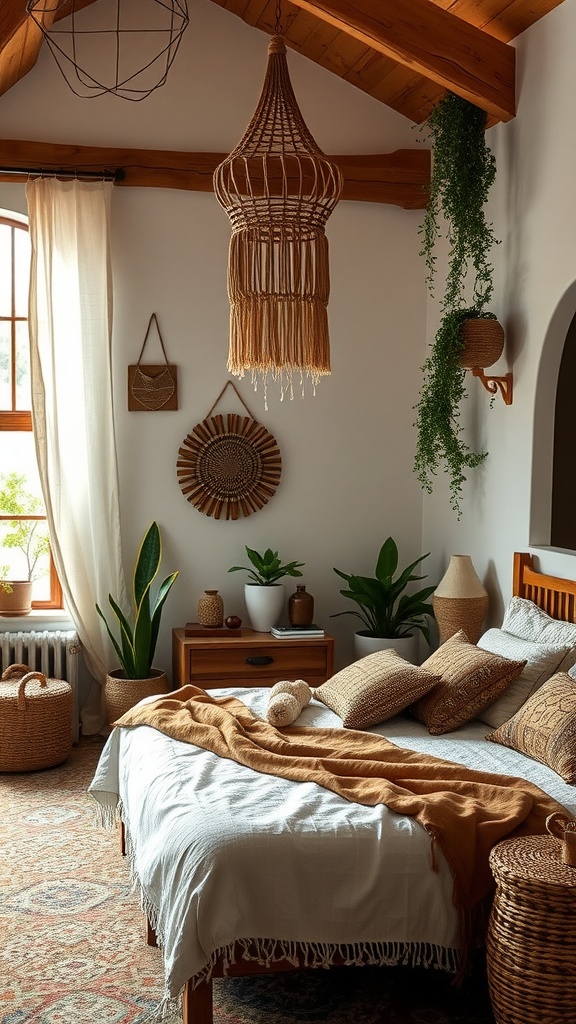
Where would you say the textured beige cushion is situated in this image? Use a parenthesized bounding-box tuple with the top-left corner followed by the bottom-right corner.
(486, 672, 576, 783)
(412, 630, 526, 735)
(503, 596, 576, 672)
(313, 649, 441, 729)
(477, 628, 568, 729)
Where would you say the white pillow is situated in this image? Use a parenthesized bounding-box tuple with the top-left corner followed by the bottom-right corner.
(477, 627, 569, 728)
(502, 596, 576, 672)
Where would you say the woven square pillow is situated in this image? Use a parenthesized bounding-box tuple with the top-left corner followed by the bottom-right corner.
(313, 649, 441, 729)
(412, 630, 526, 735)
(476, 628, 569, 729)
(503, 596, 576, 672)
(486, 672, 576, 783)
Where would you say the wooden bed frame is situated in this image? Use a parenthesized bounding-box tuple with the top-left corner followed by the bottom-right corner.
(138, 551, 576, 1024)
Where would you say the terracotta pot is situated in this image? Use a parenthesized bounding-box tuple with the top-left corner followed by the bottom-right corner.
(104, 668, 169, 726)
(460, 317, 504, 369)
(0, 580, 33, 617)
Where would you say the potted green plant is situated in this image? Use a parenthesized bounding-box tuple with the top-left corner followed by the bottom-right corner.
(332, 537, 435, 663)
(414, 91, 501, 517)
(228, 546, 304, 632)
(0, 472, 50, 616)
(96, 521, 179, 723)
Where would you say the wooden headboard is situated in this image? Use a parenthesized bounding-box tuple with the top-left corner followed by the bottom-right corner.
(513, 552, 576, 622)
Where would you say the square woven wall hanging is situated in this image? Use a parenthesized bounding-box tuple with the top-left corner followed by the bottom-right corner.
(128, 313, 178, 411)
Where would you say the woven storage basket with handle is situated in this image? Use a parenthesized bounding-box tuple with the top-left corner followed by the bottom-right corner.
(0, 663, 73, 772)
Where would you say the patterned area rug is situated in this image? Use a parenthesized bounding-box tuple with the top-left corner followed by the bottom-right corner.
(0, 737, 496, 1024)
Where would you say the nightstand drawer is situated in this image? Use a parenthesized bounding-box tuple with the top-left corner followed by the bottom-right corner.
(190, 642, 328, 682)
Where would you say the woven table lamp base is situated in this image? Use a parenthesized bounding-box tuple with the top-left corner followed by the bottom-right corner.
(433, 554, 488, 644)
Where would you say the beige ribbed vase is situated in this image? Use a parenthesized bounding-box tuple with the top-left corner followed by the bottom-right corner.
(433, 554, 488, 645)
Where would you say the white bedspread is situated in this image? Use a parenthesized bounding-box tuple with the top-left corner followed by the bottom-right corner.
(88, 687, 576, 1010)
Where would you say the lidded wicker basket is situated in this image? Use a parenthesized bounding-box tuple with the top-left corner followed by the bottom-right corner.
(0, 663, 73, 772)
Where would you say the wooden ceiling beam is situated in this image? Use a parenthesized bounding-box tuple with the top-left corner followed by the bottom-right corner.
(0, 0, 99, 98)
(283, 0, 516, 121)
(0, 138, 431, 208)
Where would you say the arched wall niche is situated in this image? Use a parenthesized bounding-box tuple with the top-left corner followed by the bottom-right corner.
(531, 279, 576, 550)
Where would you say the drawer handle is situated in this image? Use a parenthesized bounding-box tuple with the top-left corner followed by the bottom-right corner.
(246, 656, 274, 666)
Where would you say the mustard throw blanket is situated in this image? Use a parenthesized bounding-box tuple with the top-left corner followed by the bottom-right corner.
(116, 686, 566, 917)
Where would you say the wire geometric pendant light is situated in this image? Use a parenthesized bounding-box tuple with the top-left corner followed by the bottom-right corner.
(214, 35, 343, 403)
(26, 0, 189, 101)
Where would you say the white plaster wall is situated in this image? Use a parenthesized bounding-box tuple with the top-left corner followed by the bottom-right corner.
(0, 0, 429, 675)
(422, 0, 576, 625)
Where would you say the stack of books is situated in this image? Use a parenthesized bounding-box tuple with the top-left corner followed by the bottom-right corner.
(270, 625, 325, 639)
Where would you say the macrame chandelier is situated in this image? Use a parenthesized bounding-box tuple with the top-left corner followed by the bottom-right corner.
(214, 35, 343, 402)
(26, 0, 189, 101)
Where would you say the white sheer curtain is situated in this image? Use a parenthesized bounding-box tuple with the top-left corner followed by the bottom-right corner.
(26, 178, 128, 720)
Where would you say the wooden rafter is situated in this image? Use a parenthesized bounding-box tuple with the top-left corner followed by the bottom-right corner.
(0, 138, 431, 208)
(287, 0, 515, 120)
(0, 1, 98, 98)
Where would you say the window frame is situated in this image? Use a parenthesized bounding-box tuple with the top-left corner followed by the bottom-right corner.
(0, 214, 63, 610)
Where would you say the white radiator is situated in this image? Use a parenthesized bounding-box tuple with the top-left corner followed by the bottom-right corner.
(0, 630, 82, 742)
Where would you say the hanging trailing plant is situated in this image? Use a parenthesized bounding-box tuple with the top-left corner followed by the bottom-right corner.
(414, 92, 500, 516)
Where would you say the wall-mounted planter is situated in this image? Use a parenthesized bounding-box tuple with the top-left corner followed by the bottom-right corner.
(460, 317, 505, 369)
(460, 317, 513, 405)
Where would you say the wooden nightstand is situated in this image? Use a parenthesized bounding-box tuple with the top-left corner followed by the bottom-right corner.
(487, 834, 576, 1024)
(172, 628, 334, 690)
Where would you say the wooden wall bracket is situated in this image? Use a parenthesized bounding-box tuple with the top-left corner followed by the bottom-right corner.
(470, 367, 513, 405)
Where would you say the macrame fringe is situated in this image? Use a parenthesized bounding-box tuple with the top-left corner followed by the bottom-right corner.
(227, 231, 332, 403)
(189, 937, 460, 990)
(90, 792, 120, 829)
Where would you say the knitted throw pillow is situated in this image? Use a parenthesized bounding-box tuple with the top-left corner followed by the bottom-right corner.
(314, 649, 441, 729)
(486, 672, 576, 783)
(412, 630, 526, 735)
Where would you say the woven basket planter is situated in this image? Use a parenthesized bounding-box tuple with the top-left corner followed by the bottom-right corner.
(460, 317, 505, 370)
(104, 668, 169, 726)
(0, 663, 72, 772)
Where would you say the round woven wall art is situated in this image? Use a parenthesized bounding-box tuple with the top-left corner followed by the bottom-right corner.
(177, 412, 282, 520)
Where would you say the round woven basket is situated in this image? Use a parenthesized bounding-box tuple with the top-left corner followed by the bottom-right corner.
(487, 836, 576, 1024)
(0, 663, 72, 772)
(460, 318, 505, 369)
(104, 669, 169, 726)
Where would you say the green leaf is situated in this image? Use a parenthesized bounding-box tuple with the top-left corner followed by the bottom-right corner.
(134, 522, 161, 610)
(332, 541, 435, 640)
(95, 521, 178, 679)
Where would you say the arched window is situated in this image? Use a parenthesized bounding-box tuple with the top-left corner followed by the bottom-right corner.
(0, 215, 62, 608)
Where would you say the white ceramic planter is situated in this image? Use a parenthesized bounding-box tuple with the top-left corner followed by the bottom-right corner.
(353, 631, 419, 665)
(244, 583, 285, 632)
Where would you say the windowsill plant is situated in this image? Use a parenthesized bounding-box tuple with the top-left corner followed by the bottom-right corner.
(0, 472, 50, 615)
